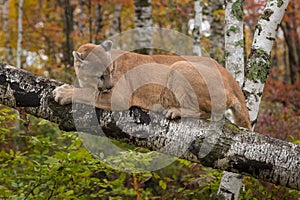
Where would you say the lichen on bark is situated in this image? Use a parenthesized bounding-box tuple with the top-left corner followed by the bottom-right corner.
(246, 48, 271, 83)
(234, 39, 244, 47)
(259, 8, 274, 21)
(277, 0, 284, 7)
(231, 0, 243, 21)
(226, 25, 240, 35)
(255, 24, 263, 35)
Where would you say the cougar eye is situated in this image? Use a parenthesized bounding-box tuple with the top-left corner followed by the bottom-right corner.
(98, 75, 105, 80)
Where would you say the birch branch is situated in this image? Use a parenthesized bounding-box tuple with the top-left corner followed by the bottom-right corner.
(0, 63, 299, 191)
(243, 0, 290, 123)
(16, 0, 24, 68)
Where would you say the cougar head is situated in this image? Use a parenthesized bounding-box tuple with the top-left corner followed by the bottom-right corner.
(73, 40, 114, 92)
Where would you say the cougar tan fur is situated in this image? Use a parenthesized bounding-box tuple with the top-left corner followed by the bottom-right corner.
(53, 42, 252, 129)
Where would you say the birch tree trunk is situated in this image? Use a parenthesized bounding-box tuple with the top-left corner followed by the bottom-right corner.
(218, 0, 291, 199)
(16, 0, 24, 69)
(0, 63, 300, 191)
(243, 0, 290, 125)
(224, 0, 244, 87)
(192, 0, 202, 56)
(2, 0, 12, 63)
(134, 0, 153, 54)
(217, 0, 245, 199)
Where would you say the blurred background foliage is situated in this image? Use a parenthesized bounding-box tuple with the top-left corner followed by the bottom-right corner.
(0, 0, 299, 199)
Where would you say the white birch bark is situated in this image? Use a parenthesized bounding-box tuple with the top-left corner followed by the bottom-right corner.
(217, 172, 243, 200)
(217, 1, 244, 199)
(133, 0, 153, 54)
(2, 0, 12, 62)
(243, 0, 290, 124)
(219, 1, 290, 199)
(224, 0, 244, 87)
(192, 0, 202, 56)
(16, 0, 24, 68)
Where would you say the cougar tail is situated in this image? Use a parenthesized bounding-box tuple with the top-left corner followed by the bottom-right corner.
(230, 101, 252, 130)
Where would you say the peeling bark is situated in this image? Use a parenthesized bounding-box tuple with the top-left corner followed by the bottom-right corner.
(0, 63, 299, 191)
(243, 0, 290, 124)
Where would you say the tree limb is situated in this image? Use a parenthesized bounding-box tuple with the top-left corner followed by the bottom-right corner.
(243, 0, 290, 123)
(0, 63, 299, 190)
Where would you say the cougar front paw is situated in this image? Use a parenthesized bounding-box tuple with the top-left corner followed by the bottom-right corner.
(52, 84, 74, 105)
(164, 107, 181, 119)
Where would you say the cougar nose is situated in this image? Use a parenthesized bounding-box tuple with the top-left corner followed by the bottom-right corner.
(106, 84, 113, 90)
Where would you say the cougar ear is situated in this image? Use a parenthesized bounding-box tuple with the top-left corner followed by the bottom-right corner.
(101, 40, 113, 52)
(73, 51, 84, 62)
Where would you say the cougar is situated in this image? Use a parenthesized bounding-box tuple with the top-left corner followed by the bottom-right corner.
(53, 41, 251, 129)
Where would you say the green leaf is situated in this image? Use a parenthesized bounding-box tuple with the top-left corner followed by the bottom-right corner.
(159, 180, 167, 190)
(66, 190, 74, 196)
(37, 119, 50, 126)
(33, 187, 40, 195)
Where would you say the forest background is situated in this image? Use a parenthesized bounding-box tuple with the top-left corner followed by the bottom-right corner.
(0, 0, 299, 199)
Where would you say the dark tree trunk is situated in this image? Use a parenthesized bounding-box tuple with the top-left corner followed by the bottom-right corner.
(281, 20, 300, 84)
(59, 0, 74, 67)
(94, 3, 103, 43)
